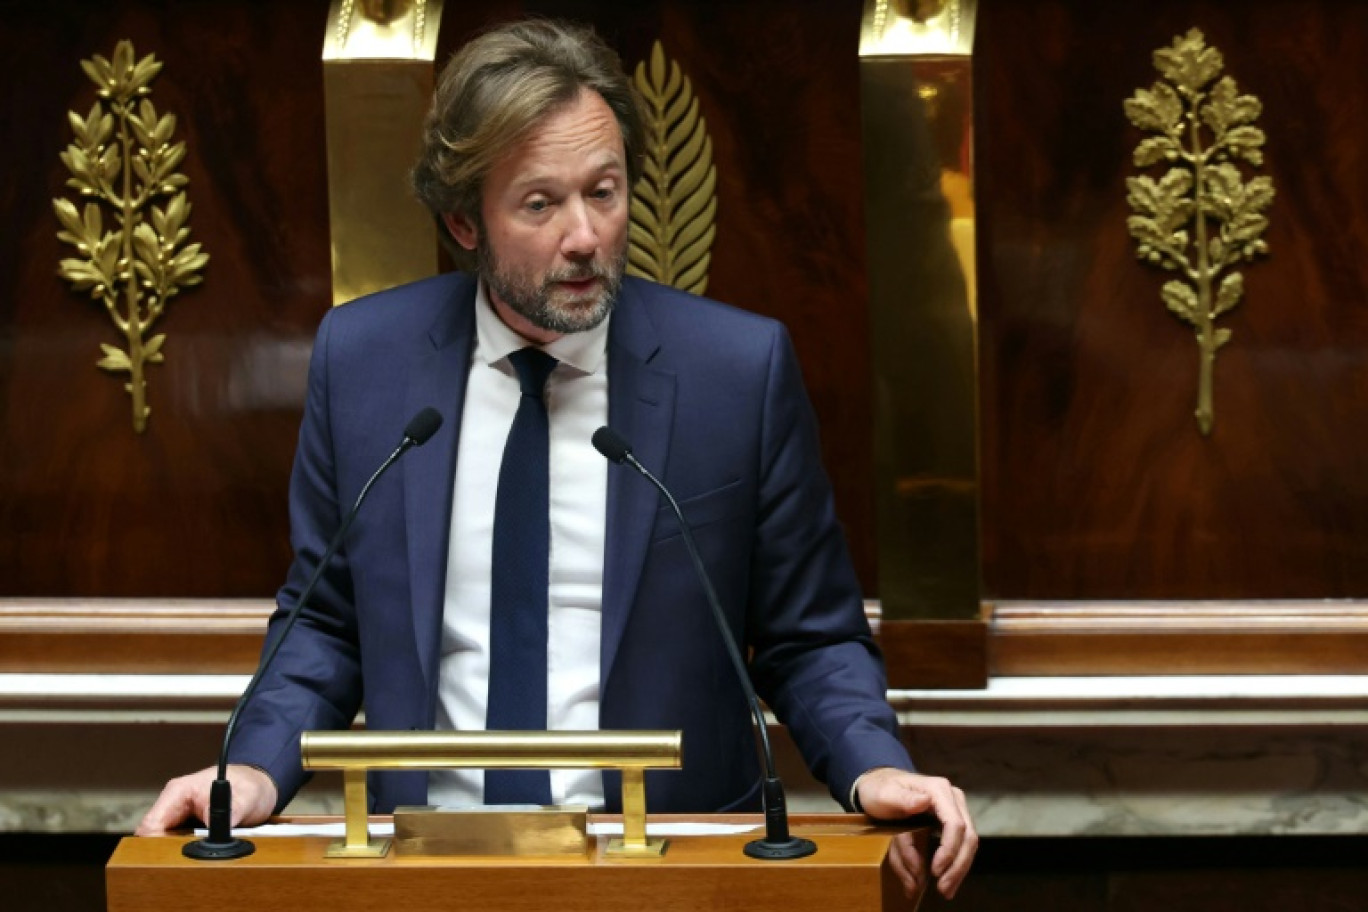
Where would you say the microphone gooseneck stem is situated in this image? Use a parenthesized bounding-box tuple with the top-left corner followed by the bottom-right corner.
(598, 429, 814, 859)
(187, 411, 439, 861)
(214, 436, 415, 781)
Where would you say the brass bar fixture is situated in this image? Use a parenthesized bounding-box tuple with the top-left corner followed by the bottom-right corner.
(301, 729, 683, 858)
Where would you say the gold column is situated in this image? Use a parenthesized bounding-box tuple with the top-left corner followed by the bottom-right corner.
(860, 0, 980, 619)
(323, 0, 443, 306)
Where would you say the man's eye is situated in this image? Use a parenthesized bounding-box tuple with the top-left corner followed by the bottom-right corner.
(527, 199, 549, 212)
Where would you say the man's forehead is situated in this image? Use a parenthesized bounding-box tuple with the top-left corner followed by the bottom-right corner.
(504, 150, 624, 186)
(493, 92, 626, 185)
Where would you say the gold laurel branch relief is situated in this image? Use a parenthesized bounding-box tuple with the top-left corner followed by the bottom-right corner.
(628, 41, 717, 295)
(1124, 28, 1273, 436)
(53, 40, 209, 434)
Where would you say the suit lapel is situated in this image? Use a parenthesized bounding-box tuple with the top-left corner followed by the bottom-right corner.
(405, 276, 477, 702)
(601, 282, 676, 687)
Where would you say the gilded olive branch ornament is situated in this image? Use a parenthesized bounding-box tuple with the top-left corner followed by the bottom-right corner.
(628, 41, 717, 295)
(1124, 28, 1273, 436)
(53, 40, 208, 433)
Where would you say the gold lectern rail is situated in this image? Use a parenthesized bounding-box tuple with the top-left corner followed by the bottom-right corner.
(301, 730, 683, 859)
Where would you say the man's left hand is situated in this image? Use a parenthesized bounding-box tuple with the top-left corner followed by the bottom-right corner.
(856, 768, 978, 901)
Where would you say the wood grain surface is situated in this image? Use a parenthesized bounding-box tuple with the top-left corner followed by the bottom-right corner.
(107, 815, 928, 912)
(977, 0, 1368, 599)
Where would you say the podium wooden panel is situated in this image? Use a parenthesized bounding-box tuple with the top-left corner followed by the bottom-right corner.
(107, 815, 927, 912)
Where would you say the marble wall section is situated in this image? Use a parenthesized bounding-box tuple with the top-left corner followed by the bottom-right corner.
(3, 675, 1367, 836)
(886, 676, 1368, 837)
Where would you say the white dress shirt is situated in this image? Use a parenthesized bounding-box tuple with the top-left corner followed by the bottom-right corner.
(428, 283, 609, 807)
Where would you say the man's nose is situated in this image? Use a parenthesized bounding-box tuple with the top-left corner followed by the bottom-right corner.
(559, 198, 599, 258)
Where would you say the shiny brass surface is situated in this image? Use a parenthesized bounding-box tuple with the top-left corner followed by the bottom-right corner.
(1125, 28, 1274, 436)
(324, 0, 436, 60)
(322, 0, 442, 306)
(604, 766, 667, 857)
(860, 0, 976, 57)
(53, 40, 208, 434)
(303, 730, 680, 860)
(860, 4, 981, 620)
(301, 730, 683, 770)
(324, 768, 391, 857)
(627, 41, 717, 295)
(394, 805, 589, 857)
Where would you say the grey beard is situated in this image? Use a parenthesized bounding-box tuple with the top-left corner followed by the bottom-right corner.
(479, 237, 625, 335)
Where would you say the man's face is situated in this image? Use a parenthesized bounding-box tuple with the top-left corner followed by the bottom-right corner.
(446, 88, 630, 342)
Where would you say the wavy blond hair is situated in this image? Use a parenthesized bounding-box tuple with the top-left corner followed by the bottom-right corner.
(412, 19, 645, 228)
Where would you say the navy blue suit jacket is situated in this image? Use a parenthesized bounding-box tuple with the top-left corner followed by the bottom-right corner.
(229, 272, 913, 813)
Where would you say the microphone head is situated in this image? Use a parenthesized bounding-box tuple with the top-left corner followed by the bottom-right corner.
(403, 407, 443, 446)
(591, 426, 632, 464)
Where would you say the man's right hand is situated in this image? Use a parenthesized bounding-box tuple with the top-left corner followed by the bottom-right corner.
(136, 764, 278, 835)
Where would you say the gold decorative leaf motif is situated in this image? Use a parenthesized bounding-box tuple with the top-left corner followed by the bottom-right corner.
(53, 40, 208, 434)
(628, 41, 717, 295)
(1124, 28, 1273, 436)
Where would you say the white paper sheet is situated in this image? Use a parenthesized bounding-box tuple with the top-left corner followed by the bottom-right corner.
(197, 820, 760, 838)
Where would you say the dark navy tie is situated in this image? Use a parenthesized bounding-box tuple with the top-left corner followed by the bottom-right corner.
(484, 347, 557, 806)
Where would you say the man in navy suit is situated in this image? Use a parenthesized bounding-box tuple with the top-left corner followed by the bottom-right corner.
(140, 18, 976, 900)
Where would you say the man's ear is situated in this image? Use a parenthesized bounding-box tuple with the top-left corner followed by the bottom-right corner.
(441, 212, 479, 251)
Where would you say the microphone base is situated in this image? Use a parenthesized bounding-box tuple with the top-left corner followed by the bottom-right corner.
(743, 836, 817, 860)
(182, 837, 256, 861)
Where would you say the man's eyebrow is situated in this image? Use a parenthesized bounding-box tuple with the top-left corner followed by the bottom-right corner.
(509, 156, 626, 193)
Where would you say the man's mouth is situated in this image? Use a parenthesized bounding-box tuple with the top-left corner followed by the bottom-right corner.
(554, 276, 600, 294)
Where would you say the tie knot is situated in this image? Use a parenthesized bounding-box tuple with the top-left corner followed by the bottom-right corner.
(508, 347, 558, 399)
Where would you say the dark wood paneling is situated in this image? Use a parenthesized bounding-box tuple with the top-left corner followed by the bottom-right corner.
(0, 835, 120, 912)
(879, 620, 989, 689)
(991, 602, 1368, 676)
(978, 1, 1368, 599)
(920, 836, 1368, 912)
(6, 599, 937, 677)
(0, 1, 877, 598)
(0, 2, 335, 596)
(0, 599, 271, 674)
(14, 833, 1368, 912)
(24, 598, 1367, 680)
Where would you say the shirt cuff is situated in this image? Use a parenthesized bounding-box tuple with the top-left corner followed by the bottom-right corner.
(849, 766, 894, 814)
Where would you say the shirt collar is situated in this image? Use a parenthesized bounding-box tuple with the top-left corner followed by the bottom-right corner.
(473, 278, 610, 376)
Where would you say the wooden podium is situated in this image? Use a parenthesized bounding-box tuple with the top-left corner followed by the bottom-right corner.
(107, 814, 928, 911)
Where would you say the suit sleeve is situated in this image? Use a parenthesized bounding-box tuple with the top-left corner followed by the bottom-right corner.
(744, 325, 915, 808)
(226, 308, 365, 809)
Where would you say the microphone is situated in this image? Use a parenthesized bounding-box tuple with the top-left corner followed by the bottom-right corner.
(591, 426, 817, 860)
(183, 407, 444, 860)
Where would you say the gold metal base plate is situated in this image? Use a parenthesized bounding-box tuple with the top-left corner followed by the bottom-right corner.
(324, 837, 392, 858)
(604, 837, 669, 858)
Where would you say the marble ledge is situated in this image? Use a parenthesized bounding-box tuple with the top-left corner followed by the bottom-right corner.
(888, 675, 1368, 726)
(6, 673, 1368, 721)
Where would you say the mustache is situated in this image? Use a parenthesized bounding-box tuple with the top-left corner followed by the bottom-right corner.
(544, 262, 611, 283)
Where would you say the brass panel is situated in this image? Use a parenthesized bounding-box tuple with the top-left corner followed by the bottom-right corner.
(860, 0, 980, 619)
(322, 0, 442, 306)
(394, 805, 589, 857)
